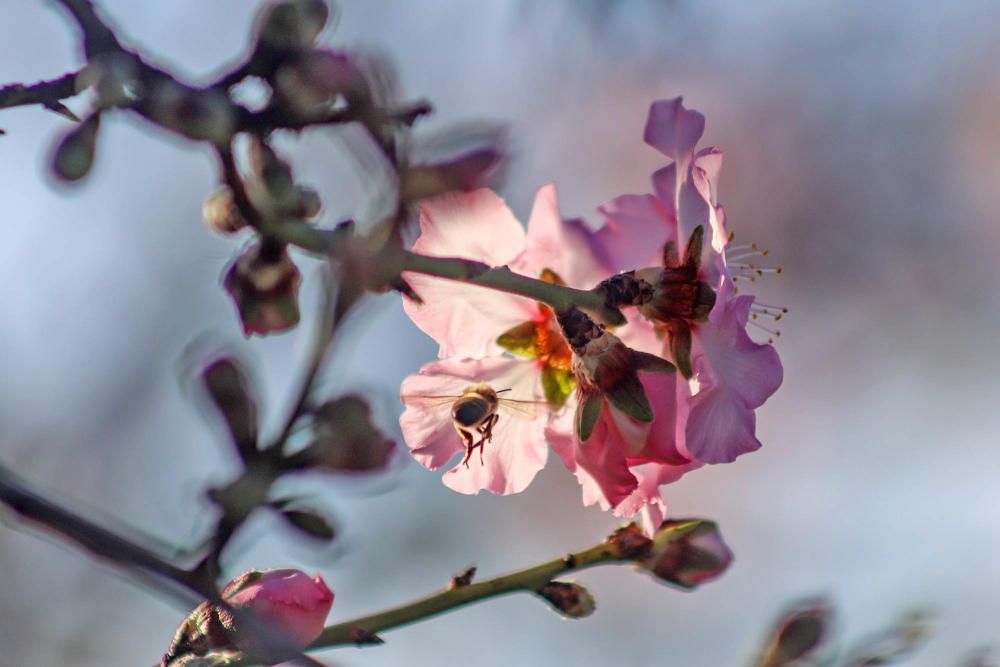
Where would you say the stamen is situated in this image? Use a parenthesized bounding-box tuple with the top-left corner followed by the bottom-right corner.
(751, 303, 788, 321)
(749, 319, 782, 344)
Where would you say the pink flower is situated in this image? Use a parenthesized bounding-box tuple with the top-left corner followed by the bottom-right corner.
(593, 97, 783, 464)
(399, 186, 694, 519)
(223, 569, 333, 657)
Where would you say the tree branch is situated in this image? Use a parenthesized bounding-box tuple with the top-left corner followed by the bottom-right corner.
(311, 533, 638, 649)
(0, 72, 81, 121)
(401, 250, 626, 325)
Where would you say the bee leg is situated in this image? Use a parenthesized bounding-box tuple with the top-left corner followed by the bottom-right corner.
(459, 428, 476, 467)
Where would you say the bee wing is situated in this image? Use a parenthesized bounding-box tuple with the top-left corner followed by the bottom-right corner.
(497, 398, 551, 420)
(400, 394, 461, 411)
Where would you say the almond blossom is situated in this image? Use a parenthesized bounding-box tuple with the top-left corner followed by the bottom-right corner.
(399, 186, 695, 519)
(593, 97, 783, 465)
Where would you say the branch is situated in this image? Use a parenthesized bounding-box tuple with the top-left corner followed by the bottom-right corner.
(53, 0, 123, 58)
(0, 463, 209, 603)
(311, 531, 641, 649)
(401, 250, 626, 325)
(0, 72, 81, 121)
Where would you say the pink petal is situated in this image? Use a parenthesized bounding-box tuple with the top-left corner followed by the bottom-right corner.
(515, 183, 609, 289)
(403, 274, 537, 358)
(628, 372, 690, 466)
(593, 193, 675, 272)
(403, 190, 537, 358)
(685, 383, 761, 464)
(411, 189, 526, 264)
(546, 407, 637, 511)
(694, 295, 783, 409)
(400, 357, 549, 495)
(643, 97, 705, 165)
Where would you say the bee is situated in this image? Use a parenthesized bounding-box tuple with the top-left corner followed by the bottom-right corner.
(402, 383, 548, 466)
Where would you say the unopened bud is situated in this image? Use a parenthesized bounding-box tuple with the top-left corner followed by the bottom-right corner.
(201, 356, 258, 461)
(223, 242, 302, 336)
(754, 600, 834, 667)
(147, 81, 235, 144)
(51, 114, 100, 182)
(254, 0, 330, 53)
(638, 519, 732, 589)
(537, 581, 596, 619)
(202, 186, 248, 234)
(292, 395, 395, 472)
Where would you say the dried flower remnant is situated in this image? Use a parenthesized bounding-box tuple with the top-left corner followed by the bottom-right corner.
(161, 568, 333, 666)
(290, 395, 396, 472)
(51, 114, 100, 182)
(203, 186, 248, 234)
(753, 599, 835, 667)
(223, 242, 302, 336)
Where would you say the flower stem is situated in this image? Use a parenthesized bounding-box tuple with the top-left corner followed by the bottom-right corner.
(312, 540, 626, 649)
(401, 251, 625, 325)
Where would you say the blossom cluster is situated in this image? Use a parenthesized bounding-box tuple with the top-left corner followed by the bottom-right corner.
(399, 98, 783, 531)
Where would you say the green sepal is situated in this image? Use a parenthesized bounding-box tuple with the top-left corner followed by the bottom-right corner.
(541, 365, 576, 408)
(669, 322, 694, 379)
(576, 392, 604, 441)
(632, 350, 676, 374)
(496, 321, 538, 359)
(605, 374, 654, 422)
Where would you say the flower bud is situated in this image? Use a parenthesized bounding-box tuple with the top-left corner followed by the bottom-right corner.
(253, 0, 330, 54)
(753, 599, 834, 667)
(223, 242, 302, 337)
(221, 569, 334, 663)
(161, 569, 332, 666)
(638, 519, 732, 589)
(202, 186, 248, 234)
(291, 395, 396, 472)
(51, 114, 100, 182)
(147, 80, 235, 144)
(537, 581, 596, 619)
(201, 356, 258, 461)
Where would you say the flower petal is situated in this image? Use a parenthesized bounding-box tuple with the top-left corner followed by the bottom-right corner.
(403, 190, 539, 357)
(685, 383, 761, 464)
(516, 183, 608, 288)
(593, 193, 674, 272)
(547, 407, 637, 511)
(694, 295, 783, 409)
(643, 97, 705, 166)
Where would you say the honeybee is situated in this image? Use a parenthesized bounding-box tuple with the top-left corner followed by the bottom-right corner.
(401, 383, 548, 466)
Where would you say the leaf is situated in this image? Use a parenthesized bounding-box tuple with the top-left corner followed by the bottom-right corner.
(576, 392, 603, 441)
(631, 350, 676, 374)
(605, 374, 654, 422)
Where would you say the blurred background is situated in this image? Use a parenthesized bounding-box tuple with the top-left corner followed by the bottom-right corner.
(2, 1, 999, 664)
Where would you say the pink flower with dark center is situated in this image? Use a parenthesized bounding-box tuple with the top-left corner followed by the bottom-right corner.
(592, 97, 784, 465)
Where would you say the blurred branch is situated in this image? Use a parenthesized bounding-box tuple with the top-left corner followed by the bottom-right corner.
(0, 72, 81, 122)
(0, 463, 209, 603)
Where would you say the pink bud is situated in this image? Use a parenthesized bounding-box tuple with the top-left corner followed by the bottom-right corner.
(222, 569, 334, 660)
